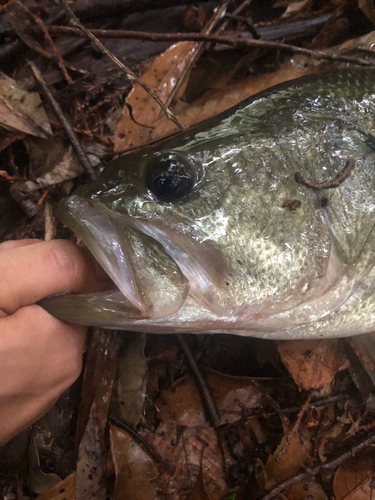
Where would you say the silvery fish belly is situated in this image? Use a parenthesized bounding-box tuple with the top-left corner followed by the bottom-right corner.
(41, 69, 375, 339)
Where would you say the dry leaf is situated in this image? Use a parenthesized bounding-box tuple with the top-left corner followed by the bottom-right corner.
(151, 61, 321, 140)
(155, 369, 266, 426)
(76, 401, 107, 500)
(358, 0, 375, 26)
(29, 438, 61, 495)
(145, 422, 227, 500)
(0, 72, 51, 138)
(278, 339, 349, 390)
(114, 41, 198, 151)
(110, 333, 148, 427)
(109, 424, 160, 500)
(36, 473, 75, 500)
(258, 428, 312, 490)
(333, 451, 375, 500)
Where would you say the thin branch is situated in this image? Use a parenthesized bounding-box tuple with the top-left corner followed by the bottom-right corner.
(14, 0, 73, 84)
(28, 61, 96, 179)
(61, 0, 184, 131)
(48, 25, 375, 67)
(261, 430, 375, 500)
(108, 415, 162, 466)
(176, 334, 221, 428)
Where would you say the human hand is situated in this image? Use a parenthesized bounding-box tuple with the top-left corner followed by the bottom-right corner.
(0, 239, 110, 445)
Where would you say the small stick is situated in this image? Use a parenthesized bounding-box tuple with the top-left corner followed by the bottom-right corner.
(276, 392, 313, 462)
(62, 0, 184, 132)
(176, 334, 221, 428)
(108, 415, 162, 465)
(48, 26, 374, 67)
(295, 159, 355, 190)
(14, 0, 73, 84)
(261, 430, 375, 500)
(28, 60, 96, 180)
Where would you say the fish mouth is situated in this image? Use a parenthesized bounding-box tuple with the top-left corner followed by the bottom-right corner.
(54, 195, 194, 320)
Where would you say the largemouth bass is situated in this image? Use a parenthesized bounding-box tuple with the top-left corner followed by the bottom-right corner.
(42, 69, 375, 340)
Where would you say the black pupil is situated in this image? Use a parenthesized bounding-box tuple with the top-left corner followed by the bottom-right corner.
(146, 157, 194, 201)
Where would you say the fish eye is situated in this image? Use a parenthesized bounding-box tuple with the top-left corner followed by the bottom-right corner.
(145, 153, 195, 201)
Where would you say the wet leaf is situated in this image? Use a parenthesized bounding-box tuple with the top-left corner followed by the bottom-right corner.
(76, 401, 106, 500)
(10, 143, 84, 217)
(109, 424, 160, 500)
(278, 339, 349, 390)
(155, 369, 266, 426)
(76, 329, 119, 446)
(0, 72, 51, 138)
(333, 451, 375, 500)
(257, 428, 312, 490)
(36, 473, 75, 500)
(150, 61, 321, 140)
(358, 0, 375, 26)
(29, 438, 61, 494)
(114, 41, 198, 151)
(111, 333, 147, 427)
(145, 422, 227, 500)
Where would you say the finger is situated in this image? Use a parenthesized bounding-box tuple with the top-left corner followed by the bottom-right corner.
(0, 239, 111, 315)
(0, 239, 43, 251)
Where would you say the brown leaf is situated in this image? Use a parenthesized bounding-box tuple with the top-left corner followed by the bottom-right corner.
(144, 422, 227, 500)
(76, 401, 107, 500)
(155, 369, 266, 426)
(333, 451, 375, 500)
(358, 0, 375, 26)
(110, 333, 147, 427)
(114, 41, 198, 151)
(278, 339, 349, 390)
(0, 72, 51, 138)
(257, 428, 312, 490)
(36, 473, 75, 500)
(150, 62, 321, 140)
(76, 329, 119, 446)
(109, 424, 161, 500)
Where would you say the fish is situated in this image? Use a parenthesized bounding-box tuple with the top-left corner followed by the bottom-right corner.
(41, 68, 375, 342)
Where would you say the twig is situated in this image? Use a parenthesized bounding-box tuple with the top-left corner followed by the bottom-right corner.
(61, 0, 184, 131)
(14, 0, 73, 84)
(295, 159, 355, 190)
(261, 430, 375, 500)
(28, 60, 96, 180)
(176, 334, 221, 428)
(277, 393, 313, 462)
(108, 415, 162, 465)
(48, 25, 375, 66)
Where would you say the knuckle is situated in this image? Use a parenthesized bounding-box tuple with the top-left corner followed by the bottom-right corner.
(47, 240, 85, 290)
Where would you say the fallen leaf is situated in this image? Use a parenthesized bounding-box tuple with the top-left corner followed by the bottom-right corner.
(145, 422, 227, 500)
(29, 438, 61, 495)
(10, 143, 84, 217)
(114, 41, 198, 151)
(0, 72, 51, 138)
(110, 333, 147, 427)
(75, 329, 119, 445)
(76, 401, 107, 500)
(278, 339, 349, 390)
(257, 428, 312, 490)
(109, 424, 161, 500)
(36, 473, 75, 500)
(155, 369, 266, 426)
(150, 61, 321, 140)
(333, 451, 375, 500)
(358, 0, 375, 26)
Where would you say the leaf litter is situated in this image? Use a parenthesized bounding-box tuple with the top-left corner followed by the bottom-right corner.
(2, 1, 375, 499)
